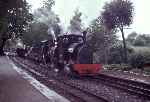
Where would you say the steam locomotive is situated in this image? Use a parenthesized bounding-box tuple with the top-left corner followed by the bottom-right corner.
(17, 32, 101, 75)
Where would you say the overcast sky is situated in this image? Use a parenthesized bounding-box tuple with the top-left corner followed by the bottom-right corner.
(27, 0, 150, 38)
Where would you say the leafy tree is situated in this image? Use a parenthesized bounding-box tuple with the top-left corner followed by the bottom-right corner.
(68, 9, 83, 34)
(108, 41, 134, 64)
(0, 0, 32, 55)
(87, 17, 106, 52)
(21, 0, 61, 47)
(22, 22, 50, 46)
(87, 16, 117, 64)
(33, 0, 61, 37)
(133, 35, 146, 46)
(136, 34, 150, 46)
(126, 32, 137, 44)
(108, 41, 124, 63)
(129, 52, 150, 69)
(21, 0, 62, 47)
(0, 0, 17, 55)
(126, 33, 150, 46)
(43, 0, 55, 10)
(101, 0, 134, 63)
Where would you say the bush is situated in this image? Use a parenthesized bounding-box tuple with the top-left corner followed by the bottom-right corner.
(133, 36, 146, 46)
(108, 43, 134, 64)
(129, 52, 150, 69)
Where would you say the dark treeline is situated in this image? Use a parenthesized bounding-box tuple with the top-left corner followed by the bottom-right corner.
(0, 0, 32, 55)
(126, 32, 150, 46)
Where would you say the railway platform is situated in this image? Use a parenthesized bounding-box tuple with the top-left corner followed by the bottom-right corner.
(0, 56, 70, 102)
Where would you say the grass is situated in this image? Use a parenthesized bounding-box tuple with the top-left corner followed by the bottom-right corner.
(131, 46, 150, 53)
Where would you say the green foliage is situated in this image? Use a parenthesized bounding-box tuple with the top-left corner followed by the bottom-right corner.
(101, 0, 134, 30)
(133, 34, 150, 46)
(132, 46, 150, 53)
(126, 33, 150, 46)
(0, 0, 32, 38)
(87, 18, 105, 52)
(133, 36, 146, 46)
(0, 0, 32, 55)
(33, 0, 61, 36)
(68, 9, 83, 34)
(87, 17, 118, 64)
(22, 22, 50, 46)
(129, 52, 150, 69)
(101, 0, 134, 63)
(130, 53, 144, 69)
(43, 0, 55, 10)
(87, 17, 117, 52)
(22, 0, 62, 46)
(126, 32, 137, 44)
(7, 1, 33, 39)
(108, 41, 124, 64)
(108, 41, 134, 64)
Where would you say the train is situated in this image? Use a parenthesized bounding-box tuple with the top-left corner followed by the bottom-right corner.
(16, 43, 27, 58)
(16, 31, 102, 76)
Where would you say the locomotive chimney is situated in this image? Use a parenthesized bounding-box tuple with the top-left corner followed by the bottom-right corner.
(82, 31, 87, 43)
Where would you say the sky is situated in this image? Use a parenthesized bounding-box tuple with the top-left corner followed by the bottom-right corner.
(27, 0, 150, 38)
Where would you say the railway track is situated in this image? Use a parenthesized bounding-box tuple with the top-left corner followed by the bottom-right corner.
(92, 74, 150, 100)
(11, 57, 109, 102)
(55, 76, 108, 102)
(11, 56, 150, 101)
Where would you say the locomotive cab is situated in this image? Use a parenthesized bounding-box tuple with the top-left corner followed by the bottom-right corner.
(54, 34, 84, 70)
(54, 33, 101, 76)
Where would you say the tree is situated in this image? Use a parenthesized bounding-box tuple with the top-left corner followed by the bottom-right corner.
(136, 34, 150, 46)
(133, 37, 146, 46)
(108, 41, 124, 63)
(21, 0, 62, 47)
(0, 0, 32, 55)
(108, 41, 134, 64)
(126, 32, 137, 44)
(101, 0, 134, 63)
(0, 0, 18, 55)
(43, 0, 55, 10)
(33, 0, 61, 37)
(87, 16, 117, 64)
(68, 9, 83, 34)
(22, 22, 49, 46)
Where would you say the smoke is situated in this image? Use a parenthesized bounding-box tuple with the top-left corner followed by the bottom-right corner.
(33, 7, 62, 38)
(47, 26, 56, 41)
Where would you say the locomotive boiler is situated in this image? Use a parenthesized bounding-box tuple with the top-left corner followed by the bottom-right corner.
(53, 32, 101, 75)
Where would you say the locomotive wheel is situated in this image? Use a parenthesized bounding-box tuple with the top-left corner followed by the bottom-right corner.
(71, 70, 79, 78)
(64, 64, 71, 74)
(56, 63, 64, 73)
(66, 64, 80, 78)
